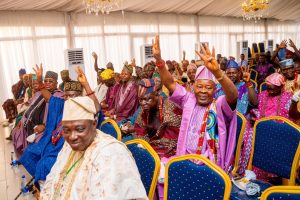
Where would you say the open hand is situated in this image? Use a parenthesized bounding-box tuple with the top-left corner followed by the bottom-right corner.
(241, 65, 250, 83)
(289, 39, 297, 49)
(152, 35, 162, 61)
(76, 66, 87, 85)
(195, 44, 219, 73)
(32, 64, 43, 83)
(92, 52, 98, 60)
(279, 40, 287, 49)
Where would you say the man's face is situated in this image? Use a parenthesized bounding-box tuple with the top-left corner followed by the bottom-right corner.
(281, 65, 295, 80)
(23, 76, 30, 87)
(187, 68, 196, 82)
(120, 70, 132, 84)
(193, 79, 216, 106)
(104, 78, 115, 87)
(64, 91, 82, 100)
(32, 80, 39, 91)
(182, 60, 189, 72)
(143, 65, 155, 79)
(19, 74, 24, 81)
(61, 74, 69, 82)
(44, 78, 57, 92)
(139, 92, 158, 112)
(136, 67, 143, 79)
(226, 68, 240, 84)
(259, 55, 265, 64)
(240, 54, 245, 60)
(266, 83, 282, 97)
(62, 120, 97, 151)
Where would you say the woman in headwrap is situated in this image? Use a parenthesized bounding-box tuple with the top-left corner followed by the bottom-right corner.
(237, 73, 294, 179)
(120, 78, 182, 158)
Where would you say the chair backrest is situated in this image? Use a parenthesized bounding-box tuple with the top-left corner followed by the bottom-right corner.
(250, 69, 258, 81)
(248, 116, 300, 185)
(260, 81, 267, 93)
(232, 112, 247, 176)
(125, 139, 160, 200)
(164, 154, 232, 200)
(250, 79, 258, 90)
(100, 119, 122, 140)
(261, 186, 300, 200)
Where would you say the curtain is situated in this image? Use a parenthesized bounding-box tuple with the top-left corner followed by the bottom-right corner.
(0, 10, 300, 120)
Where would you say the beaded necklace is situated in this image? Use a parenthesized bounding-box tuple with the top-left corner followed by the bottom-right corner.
(196, 103, 211, 155)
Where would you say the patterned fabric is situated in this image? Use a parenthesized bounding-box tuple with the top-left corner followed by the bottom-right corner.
(64, 81, 82, 92)
(127, 143, 156, 196)
(216, 82, 250, 115)
(134, 99, 182, 158)
(285, 77, 300, 94)
(252, 120, 300, 179)
(41, 131, 147, 199)
(267, 193, 300, 200)
(167, 160, 225, 200)
(45, 71, 58, 81)
(100, 122, 119, 140)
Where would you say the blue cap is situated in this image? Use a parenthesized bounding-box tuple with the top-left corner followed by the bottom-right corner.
(226, 59, 240, 69)
(19, 68, 26, 75)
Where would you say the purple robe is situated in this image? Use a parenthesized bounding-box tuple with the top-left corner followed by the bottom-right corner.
(113, 81, 139, 122)
(169, 84, 237, 171)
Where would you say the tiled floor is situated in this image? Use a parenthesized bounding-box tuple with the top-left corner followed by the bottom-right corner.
(0, 121, 35, 200)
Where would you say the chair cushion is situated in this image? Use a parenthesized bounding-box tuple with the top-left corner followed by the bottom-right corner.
(100, 123, 118, 139)
(167, 160, 225, 200)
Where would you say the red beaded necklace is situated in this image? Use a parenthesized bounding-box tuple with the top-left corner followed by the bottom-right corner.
(196, 104, 211, 155)
(52, 121, 63, 145)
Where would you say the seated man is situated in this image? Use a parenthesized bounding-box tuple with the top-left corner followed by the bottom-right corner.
(19, 65, 101, 188)
(100, 69, 118, 112)
(279, 59, 300, 93)
(152, 35, 238, 171)
(107, 64, 139, 122)
(58, 70, 71, 91)
(120, 78, 182, 158)
(41, 96, 147, 199)
(255, 53, 274, 86)
(216, 59, 258, 115)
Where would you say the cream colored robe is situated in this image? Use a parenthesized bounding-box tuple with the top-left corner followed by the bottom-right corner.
(41, 130, 148, 200)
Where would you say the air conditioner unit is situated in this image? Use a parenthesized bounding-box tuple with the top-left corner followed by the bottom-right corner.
(140, 44, 154, 66)
(64, 48, 85, 81)
(195, 42, 209, 59)
(237, 40, 248, 60)
(266, 40, 274, 55)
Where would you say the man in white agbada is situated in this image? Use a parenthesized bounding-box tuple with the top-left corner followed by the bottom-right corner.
(41, 96, 148, 200)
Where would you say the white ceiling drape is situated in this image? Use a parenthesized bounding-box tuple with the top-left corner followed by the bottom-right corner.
(0, 0, 299, 21)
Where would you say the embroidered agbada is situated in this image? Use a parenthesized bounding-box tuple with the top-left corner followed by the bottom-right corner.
(113, 81, 139, 122)
(169, 84, 237, 171)
(41, 131, 148, 200)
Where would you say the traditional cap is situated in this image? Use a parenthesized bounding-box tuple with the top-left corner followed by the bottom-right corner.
(187, 63, 197, 71)
(32, 74, 37, 81)
(138, 79, 158, 97)
(279, 59, 295, 68)
(100, 69, 114, 80)
(226, 59, 240, 69)
(45, 71, 58, 81)
(122, 64, 133, 74)
(19, 68, 26, 75)
(60, 70, 69, 77)
(62, 96, 96, 121)
(64, 81, 83, 92)
(195, 66, 215, 81)
(266, 73, 285, 87)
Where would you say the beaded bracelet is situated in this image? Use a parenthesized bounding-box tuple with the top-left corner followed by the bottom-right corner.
(86, 91, 95, 96)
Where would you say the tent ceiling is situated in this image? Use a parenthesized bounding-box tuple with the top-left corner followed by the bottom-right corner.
(0, 0, 299, 21)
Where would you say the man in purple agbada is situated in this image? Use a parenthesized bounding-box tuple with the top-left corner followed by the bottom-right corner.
(152, 35, 238, 171)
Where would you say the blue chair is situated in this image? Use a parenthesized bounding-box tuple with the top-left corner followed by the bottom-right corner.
(250, 69, 258, 82)
(164, 154, 232, 200)
(248, 116, 300, 185)
(232, 112, 247, 176)
(261, 186, 300, 200)
(125, 139, 160, 200)
(250, 79, 258, 90)
(260, 81, 267, 93)
(100, 119, 122, 140)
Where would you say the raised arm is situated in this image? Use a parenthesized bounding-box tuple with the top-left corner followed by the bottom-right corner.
(76, 66, 100, 113)
(271, 40, 287, 63)
(242, 66, 258, 107)
(289, 39, 300, 61)
(152, 35, 176, 93)
(92, 52, 99, 73)
(33, 64, 52, 102)
(195, 44, 238, 107)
